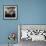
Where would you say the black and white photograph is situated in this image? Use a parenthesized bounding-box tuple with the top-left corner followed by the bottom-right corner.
(3, 5, 17, 19)
(18, 25, 46, 41)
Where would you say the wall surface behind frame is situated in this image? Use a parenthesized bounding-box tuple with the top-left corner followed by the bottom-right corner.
(0, 0, 46, 45)
(20, 0, 46, 24)
(0, 0, 19, 44)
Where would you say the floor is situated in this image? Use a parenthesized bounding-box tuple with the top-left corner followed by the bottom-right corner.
(0, 40, 46, 46)
(0, 44, 18, 46)
(19, 40, 46, 46)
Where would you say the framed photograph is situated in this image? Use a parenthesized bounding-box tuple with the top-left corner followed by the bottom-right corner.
(18, 24, 46, 42)
(3, 5, 17, 20)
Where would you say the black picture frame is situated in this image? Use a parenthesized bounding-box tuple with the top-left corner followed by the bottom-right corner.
(3, 5, 18, 20)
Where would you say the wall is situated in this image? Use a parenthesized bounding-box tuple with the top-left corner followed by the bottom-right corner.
(0, 0, 46, 45)
(20, 0, 46, 24)
(0, 0, 19, 44)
